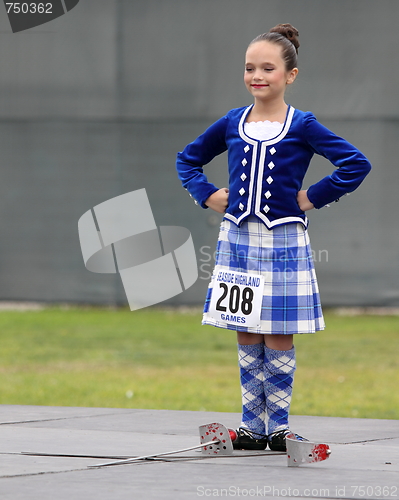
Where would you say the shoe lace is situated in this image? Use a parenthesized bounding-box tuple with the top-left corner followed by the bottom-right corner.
(269, 429, 307, 441)
(237, 427, 268, 440)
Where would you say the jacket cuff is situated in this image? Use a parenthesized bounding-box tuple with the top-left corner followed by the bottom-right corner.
(307, 178, 345, 209)
(186, 184, 219, 209)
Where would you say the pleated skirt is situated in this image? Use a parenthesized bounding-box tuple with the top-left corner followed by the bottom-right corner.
(202, 217, 325, 335)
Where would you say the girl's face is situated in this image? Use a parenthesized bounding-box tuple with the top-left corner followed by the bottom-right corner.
(244, 41, 298, 103)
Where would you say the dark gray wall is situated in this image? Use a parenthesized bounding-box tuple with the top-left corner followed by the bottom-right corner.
(0, 0, 397, 307)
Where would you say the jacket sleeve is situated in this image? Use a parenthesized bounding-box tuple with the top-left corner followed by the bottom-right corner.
(176, 115, 228, 208)
(303, 113, 372, 209)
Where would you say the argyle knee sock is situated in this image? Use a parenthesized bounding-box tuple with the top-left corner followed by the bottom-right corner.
(237, 343, 266, 438)
(263, 345, 296, 435)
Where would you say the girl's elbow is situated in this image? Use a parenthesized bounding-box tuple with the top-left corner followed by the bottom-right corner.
(364, 159, 372, 174)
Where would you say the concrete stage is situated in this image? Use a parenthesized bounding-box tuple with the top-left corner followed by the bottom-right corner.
(0, 406, 397, 499)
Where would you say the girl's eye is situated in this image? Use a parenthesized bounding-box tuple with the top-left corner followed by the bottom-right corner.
(245, 68, 253, 72)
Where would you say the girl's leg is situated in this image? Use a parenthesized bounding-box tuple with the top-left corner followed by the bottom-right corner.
(236, 331, 267, 442)
(263, 334, 296, 436)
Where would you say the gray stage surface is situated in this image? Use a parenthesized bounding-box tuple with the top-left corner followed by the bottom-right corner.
(0, 406, 398, 499)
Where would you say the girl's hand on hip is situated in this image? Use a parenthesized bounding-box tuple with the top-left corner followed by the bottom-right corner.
(297, 190, 314, 211)
(205, 188, 229, 213)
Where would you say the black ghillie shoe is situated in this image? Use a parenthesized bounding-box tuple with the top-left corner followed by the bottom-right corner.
(232, 427, 268, 450)
(268, 428, 308, 452)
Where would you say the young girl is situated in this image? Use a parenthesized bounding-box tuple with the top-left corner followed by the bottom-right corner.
(176, 24, 371, 452)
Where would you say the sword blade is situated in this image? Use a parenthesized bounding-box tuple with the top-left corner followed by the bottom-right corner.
(89, 439, 221, 468)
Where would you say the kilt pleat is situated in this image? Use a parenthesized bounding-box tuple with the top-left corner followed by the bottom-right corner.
(202, 217, 325, 334)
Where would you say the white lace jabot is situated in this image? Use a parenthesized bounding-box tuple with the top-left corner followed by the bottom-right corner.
(244, 120, 284, 141)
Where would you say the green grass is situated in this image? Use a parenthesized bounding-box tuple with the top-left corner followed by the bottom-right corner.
(0, 307, 398, 419)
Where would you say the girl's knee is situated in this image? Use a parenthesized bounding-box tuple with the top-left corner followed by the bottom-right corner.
(237, 331, 265, 346)
(265, 334, 294, 351)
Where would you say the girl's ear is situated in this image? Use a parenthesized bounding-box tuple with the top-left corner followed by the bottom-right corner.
(286, 68, 298, 85)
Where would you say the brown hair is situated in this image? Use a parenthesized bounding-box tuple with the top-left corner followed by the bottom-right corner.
(249, 23, 300, 71)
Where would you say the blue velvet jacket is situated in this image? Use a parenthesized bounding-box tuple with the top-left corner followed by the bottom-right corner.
(176, 105, 372, 228)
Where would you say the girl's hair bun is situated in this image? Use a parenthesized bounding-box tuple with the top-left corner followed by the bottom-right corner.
(269, 23, 300, 53)
(249, 23, 299, 70)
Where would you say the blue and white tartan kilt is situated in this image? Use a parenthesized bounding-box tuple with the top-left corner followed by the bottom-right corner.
(202, 217, 325, 335)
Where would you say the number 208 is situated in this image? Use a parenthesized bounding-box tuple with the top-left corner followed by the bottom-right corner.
(216, 284, 254, 315)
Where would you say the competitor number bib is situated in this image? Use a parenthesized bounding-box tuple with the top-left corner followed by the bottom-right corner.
(208, 268, 264, 328)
